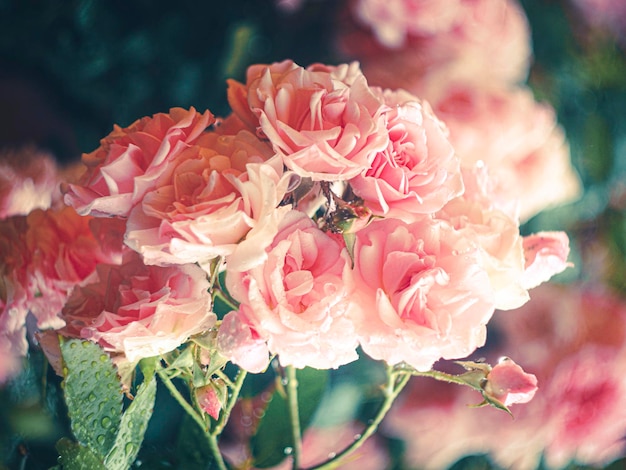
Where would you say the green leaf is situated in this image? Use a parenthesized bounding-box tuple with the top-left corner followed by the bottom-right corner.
(60, 338, 123, 459)
(56, 437, 106, 470)
(251, 367, 328, 468)
(104, 374, 157, 470)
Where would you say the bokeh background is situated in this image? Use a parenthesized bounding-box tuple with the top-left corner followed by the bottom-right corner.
(1, 0, 625, 468)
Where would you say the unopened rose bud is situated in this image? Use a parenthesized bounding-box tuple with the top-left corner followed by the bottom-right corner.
(483, 357, 538, 407)
(196, 379, 228, 420)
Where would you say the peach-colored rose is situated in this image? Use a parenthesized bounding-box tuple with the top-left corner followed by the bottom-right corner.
(63, 107, 214, 217)
(227, 60, 389, 181)
(351, 217, 495, 370)
(349, 88, 463, 220)
(24, 207, 122, 329)
(125, 130, 291, 272)
(60, 251, 215, 362)
(0, 147, 61, 218)
(219, 210, 359, 370)
(422, 81, 581, 221)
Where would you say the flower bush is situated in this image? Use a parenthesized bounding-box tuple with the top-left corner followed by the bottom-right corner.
(2, 0, 624, 468)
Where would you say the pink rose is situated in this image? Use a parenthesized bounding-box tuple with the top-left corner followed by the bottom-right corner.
(218, 210, 359, 370)
(437, 166, 530, 310)
(483, 357, 538, 406)
(60, 251, 215, 362)
(354, 0, 464, 48)
(0, 147, 62, 219)
(63, 107, 214, 217)
(351, 217, 495, 370)
(423, 81, 581, 221)
(344, 0, 531, 88)
(125, 130, 292, 272)
(0, 280, 28, 384)
(349, 88, 463, 220)
(521, 231, 572, 289)
(227, 60, 389, 181)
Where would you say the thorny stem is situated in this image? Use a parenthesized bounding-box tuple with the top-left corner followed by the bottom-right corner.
(305, 366, 411, 470)
(285, 366, 303, 470)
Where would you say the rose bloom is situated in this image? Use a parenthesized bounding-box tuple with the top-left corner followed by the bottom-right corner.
(421, 80, 581, 221)
(63, 107, 214, 217)
(0, 147, 61, 219)
(60, 250, 215, 362)
(125, 129, 292, 272)
(436, 165, 572, 311)
(349, 88, 463, 220)
(342, 0, 531, 88)
(218, 210, 359, 371)
(227, 60, 389, 181)
(23, 207, 122, 330)
(350, 217, 495, 371)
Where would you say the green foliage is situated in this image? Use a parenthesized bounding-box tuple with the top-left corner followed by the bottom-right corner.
(56, 338, 156, 470)
(59, 338, 123, 460)
(251, 367, 328, 468)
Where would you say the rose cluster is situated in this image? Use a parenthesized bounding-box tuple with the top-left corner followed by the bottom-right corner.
(1, 59, 571, 385)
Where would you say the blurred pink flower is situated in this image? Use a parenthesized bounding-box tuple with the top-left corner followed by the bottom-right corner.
(385, 284, 626, 469)
(423, 81, 581, 221)
(343, 0, 531, 87)
(227, 60, 388, 181)
(349, 88, 463, 220)
(63, 107, 214, 217)
(0, 147, 62, 219)
(125, 129, 291, 272)
(60, 251, 215, 362)
(350, 217, 495, 370)
(219, 210, 359, 370)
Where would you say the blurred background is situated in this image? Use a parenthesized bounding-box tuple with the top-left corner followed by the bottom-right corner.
(1, 0, 625, 468)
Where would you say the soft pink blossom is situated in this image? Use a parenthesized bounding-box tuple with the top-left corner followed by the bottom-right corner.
(483, 357, 538, 406)
(60, 251, 215, 362)
(349, 88, 463, 220)
(0, 280, 28, 384)
(522, 231, 572, 289)
(422, 81, 581, 221)
(350, 217, 495, 370)
(344, 0, 531, 88)
(436, 166, 529, 310)
(227, 60, 389, 181)
(0, 147, 62, 218)
(63, 107, 214, 217)
(354, 0, 464, 48)
(125, 130, 291, 271)
(219, 210, 359, 370)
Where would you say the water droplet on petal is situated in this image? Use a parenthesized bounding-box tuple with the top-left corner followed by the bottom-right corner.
(327, 452, 336, 459)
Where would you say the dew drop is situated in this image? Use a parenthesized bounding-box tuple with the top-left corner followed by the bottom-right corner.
(88, 392, 96, 402)
(281, 378, 289, 386)
(283, 447, 293, 455)
(125, 443, 135, 455)
(70, 342, 78, 349)
(327, 452, 336, 459)
(353, 433, 362, 440)
(101, 416, 112, 428)
(100, 354, 108, 362)
(96, 435, 105, 445)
